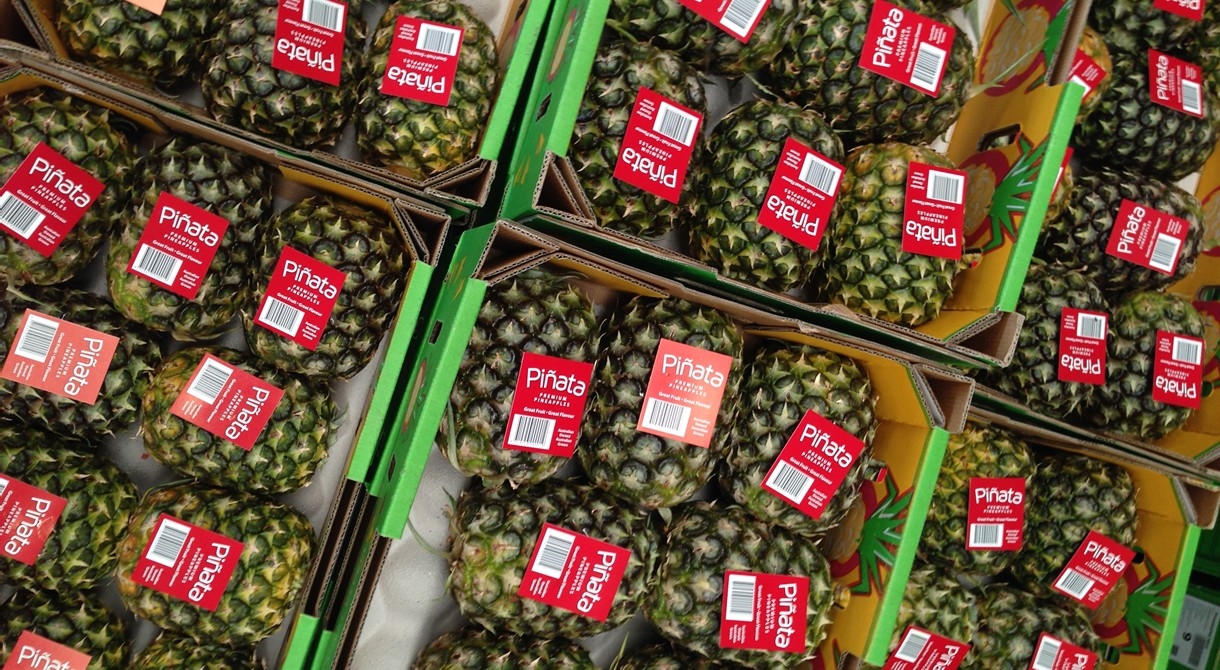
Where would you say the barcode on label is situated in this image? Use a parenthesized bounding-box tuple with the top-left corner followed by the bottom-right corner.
(302, 0, 343, 30)
(640, 398, 691, 437)
(1033, 636, 1062, 670)
(927, 170, 964, 204)
(147, 518, 192, 568)
(1076, 314, 1107, 340)
(0, 477, 8, 499)
(1149, 233, 1182, 272)
(258, 297, 305, 337)
(896, 628, 932, 663)
(417, 23, 461, 56)
(911, 42, 947, 92)
(969, 523, 1004, 548)
(0, 191, 45, 239)
(1183, 80, 1202, 115)
(720, 0, 766, 37)
(653, 102, 698, 146)
(725, 574, 757, 622)
(1189, 636, 1207, 667)
(507, 414, 556, 451)
(1173, 337, 1203, 365)
(799, 153, 842, 195)
(1055, 568, 1096, 599)
(531, 527, 575, 579)
(766, 461, 814, 504)
(187, 358, 234, 405)
(14, 314, 59, 363)
(132, 244, 183, 284)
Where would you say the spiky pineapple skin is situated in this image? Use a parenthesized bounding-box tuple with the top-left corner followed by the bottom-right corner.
(0, 88, 133, 286)
(414, 627, 595, 669)
(579, 297, 743, 509)
(243, 195, 407, 381)
(890, 564, 978, 656)
(106, 137, 275, 341)
(356, 0, 498, 180)
(439, 269, 598, 487)
(1088, 0, 1199, 53)
(717, 341, 877, 537)
(1075, 26, 1113, 122)
(615, 641, 745, 669)
(131, 633, 265, 670)
(141, 346, 339, 494)
(570, 40, 708, 239)
(686, 99, 844, 292)
(201, 0, 367, 149)
(115, 484, 315, 647)
(822, 142, 970, 326)
(0, 587, 129, 670)
(969, 585, 1101, 670)
(447, 479, 662, 639)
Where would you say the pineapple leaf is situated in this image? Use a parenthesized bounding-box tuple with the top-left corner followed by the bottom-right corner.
(1114, 559, 1175, 656)
(854, 476, 910, 595)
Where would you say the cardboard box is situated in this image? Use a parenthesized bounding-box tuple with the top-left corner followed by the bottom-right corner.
(496, 0, 1087, 368)
(10, 0, 549, 208)
(1168, 576, 1220, 670)
(0, 49, 450, 669)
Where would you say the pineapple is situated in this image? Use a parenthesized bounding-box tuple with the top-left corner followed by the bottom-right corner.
(413, 627, 595, 669)
(889, 563, 978, 655)
(115, 483, 315, 647)
(717, 340, 878, 538)
(644, 502, 843, 667)
(201, 0, 368, 149)
(1009, 454, 1138, 599)
(447, 478, 662, 639)
(970, 585, 1101, 670)
(106, 137, 275, 342)
(0, 285, 162, 439)
(1088, 0, 1200, 53)
(141, 346, 339, 494)
(356, 0, 498, 180)
(980, 263, 1109, 418)
(54, 0, 220, 87)
(0, 88, 134, 286)
(1036, 163, 1203, 297)
(685, 99, 845, 293)
(578, 296, 743, 509)
(1086, 291, 1208, 440)
(0, 423, 138, 593)
(243, 195, 407, 381)
(614, 641, 745, 669)
(131, 633, 265, 670)
(821, 142, 974, 327)
(438, 268, 599, 488)
(0, 586, 129, 670)
(768, 0, 974, 146)
(1075, 26, 1113, 122)
(570, 40, 708, 239)
(917, 421, 1034, 579)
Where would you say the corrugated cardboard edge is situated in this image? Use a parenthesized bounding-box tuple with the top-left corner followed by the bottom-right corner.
(524, 151, 596, 225)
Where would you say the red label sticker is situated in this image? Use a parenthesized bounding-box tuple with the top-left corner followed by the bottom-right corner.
(1068, 50, 1107, 95)
(1029, 633, 1099, 670)
(612, 87, 703, 204)
(271, 0, 348, 86)
(502, 352, 594, 458)
(966, 477, 1025, 552)
(636, 338, 734, 448)
(0, 476, 66, 566)
(379, 15, 464, 106)
(1057, 308, 1108, 386)
(0, 143, 105, 257)
(1152, 330, 1205, 408)
(124, 0, 166, 15)
(517, 523, 632, 622)
(1148, 49, 1205, 118)
(1, 310, 118, 405)
(677, 0, 768, 42)
(3, 631, 91, 670)
(901, 162, 967, 260)
(253, 246, 346, 351)
(1105, 199, 1191, 276)
(132, 514, 244, 613)
(761, 410, 866, 520)
(125, 192, 229, 301)
(169, 354, 286, 450)
(1154, 0, 1205, 21)
(860, 1, 956, 96)
(884, 627, 971, 670)
(720, 571, 809, 654)
(1052, 530, 1136, 609)
(756, 137, 844, 252)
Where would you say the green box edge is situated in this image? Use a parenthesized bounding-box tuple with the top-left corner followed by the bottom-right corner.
(477, 0, 553, 162)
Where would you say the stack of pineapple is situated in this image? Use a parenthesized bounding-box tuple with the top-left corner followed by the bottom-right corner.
(0, 81, 411, 666)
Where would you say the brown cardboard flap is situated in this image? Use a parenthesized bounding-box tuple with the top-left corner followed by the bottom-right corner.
(10, 0, 58, 55)
(529, 152, 596, 225)
(1178, 479, 1220, 529)
(948, 309, 1023, 367)
(913, 364, 973, 433)
(300, 479, 365, 620)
